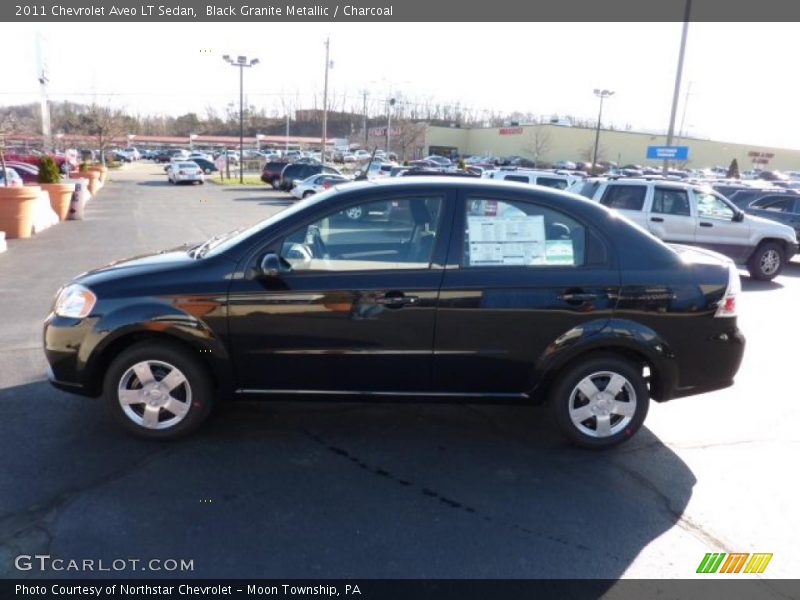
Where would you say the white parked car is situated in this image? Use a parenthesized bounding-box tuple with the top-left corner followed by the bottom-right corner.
(167, 161, 205, 185)
(290, 173, 351, 199)
(570, 177, 799, 280)
(488, 169, 580, 190)
(0, 167, 23, 186)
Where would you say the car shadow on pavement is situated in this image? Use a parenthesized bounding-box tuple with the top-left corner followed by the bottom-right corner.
(779, 262, 800, 278)
(0, 380, 695, 581)
(741, 277, 783, 292)
(136, 181, 176, 187)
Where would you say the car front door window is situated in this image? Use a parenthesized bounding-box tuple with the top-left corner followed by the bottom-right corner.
(280, 196, 443, 272)
(696, 192, 735, 220)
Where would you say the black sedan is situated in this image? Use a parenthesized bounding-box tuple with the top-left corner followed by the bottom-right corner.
(43, 178, 745, 448)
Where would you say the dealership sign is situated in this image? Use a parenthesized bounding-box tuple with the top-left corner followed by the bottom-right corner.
(748, 151, 774, 165)
(499, 127, 523, 135)
(646, 145, 689, 160)
(369, 127, 401, 137)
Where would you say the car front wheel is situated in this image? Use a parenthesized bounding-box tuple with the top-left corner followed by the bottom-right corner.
(550, 355, 649, 449)
(104, 341, 214, 439)
(747, 241, 784, 281)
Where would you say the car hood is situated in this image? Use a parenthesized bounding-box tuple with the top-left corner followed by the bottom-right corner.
(74, 245, 197, 286)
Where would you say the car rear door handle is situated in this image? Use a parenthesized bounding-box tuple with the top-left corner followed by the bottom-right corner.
(558, 291, 598, 304)
(375, 293, 419, 308)
(650, 217, 664, 223)
(699, 222, 713, 227)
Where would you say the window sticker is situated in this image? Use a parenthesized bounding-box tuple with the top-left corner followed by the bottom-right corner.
(545, 240, 575, 265)
(467, 215, 546, 265)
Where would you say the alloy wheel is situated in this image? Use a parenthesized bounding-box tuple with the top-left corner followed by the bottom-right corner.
(567, 371, 637, 438)
(117, 360, 192, 430)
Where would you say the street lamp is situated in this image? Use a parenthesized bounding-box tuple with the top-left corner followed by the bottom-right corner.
(222, 54, 260, 183)
(592, 89, 614, 173)
(386, 97, 396, 154)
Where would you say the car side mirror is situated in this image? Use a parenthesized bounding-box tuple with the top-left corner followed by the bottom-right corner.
(733, 210, 745, 222)
(246, 253, 291, 280)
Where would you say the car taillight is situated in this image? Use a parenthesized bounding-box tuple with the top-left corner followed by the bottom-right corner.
(715, 262, 740, 318)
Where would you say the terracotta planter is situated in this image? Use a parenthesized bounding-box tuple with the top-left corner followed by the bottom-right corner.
(89, 165, 109, 185)
(40, 182, 76, 221)
(0, 185, 40, 238)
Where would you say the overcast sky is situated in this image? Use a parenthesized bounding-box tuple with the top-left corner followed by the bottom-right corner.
(1, 22, 798, 149)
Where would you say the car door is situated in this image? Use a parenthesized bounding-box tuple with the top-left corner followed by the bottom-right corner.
(692, 189, 752, 262)
(749, 195, 800, 236)
(227, 190, 454, 393)
(433, 191, 619, 395)
(646, 186, 696, 243)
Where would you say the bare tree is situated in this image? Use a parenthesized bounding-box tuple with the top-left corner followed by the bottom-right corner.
(522, 128, 552, 167)
(79, 103, 130, 164)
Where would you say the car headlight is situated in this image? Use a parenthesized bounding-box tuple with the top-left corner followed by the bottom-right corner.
(54, 284, 97, 319)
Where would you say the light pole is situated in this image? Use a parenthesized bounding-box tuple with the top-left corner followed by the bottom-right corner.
(321, 37, 332, 165)
(223, 54, 259, 183)
(663, 0, 692, 174)
(386, 97, 396, 154)
(592, 89, 614, 173)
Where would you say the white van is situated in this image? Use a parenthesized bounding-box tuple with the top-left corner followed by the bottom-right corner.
(486, 169, 579, 191)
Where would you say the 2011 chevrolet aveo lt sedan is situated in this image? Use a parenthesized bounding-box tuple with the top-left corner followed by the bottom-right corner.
(44, 178, 745, 448)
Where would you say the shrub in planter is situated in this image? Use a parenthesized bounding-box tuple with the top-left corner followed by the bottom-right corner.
(38, 156, 75, 221)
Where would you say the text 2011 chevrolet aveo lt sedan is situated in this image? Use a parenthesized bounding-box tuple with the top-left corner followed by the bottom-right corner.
(44, 178, 745, 448)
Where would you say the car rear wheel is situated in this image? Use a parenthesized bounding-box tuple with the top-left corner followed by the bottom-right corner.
(104, 341, 214, 439)
(270, 178, 280, 190)
(747, 242, 784, 281)
(550, 355, 649, 449)
(302, 191, 314, 199)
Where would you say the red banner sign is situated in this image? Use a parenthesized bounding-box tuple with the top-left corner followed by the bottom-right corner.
(499, 127, 523, 135)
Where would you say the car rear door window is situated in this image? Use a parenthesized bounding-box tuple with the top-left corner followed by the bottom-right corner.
(280, 196, 443, 272)
(600, 185, 647, 211)
(652, 188, 691, 216)
(463, 198, 586, 267)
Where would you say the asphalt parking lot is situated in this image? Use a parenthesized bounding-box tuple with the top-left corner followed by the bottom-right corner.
(0, 162, 797, 585)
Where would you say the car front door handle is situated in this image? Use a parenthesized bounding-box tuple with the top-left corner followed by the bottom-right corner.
(375, 293, 419, 308)
(650, 217, 664, 223)
(699, 222, 713, 228)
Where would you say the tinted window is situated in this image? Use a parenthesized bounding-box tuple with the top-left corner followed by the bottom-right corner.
(728, 190, 762, 208)
(464, 197, 586, 267)
(536, 177, 568, 190)
(600, 185, 647, 211)
(652, 188, 691, 216)
(280, 196, 443, 272)
(504, 175, 530, 183)
(752, 195, 791, 211)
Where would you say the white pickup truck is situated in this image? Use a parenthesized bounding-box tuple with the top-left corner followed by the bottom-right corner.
(570, 177, 799, 280)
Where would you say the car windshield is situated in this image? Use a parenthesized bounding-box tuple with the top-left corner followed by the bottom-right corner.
(179, 162, 198, 168)
(198, 187, 343, 258)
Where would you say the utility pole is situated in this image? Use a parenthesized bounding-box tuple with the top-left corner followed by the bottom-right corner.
(362, 90, 368, 146)
(36, 34, 51, 154)
(321, 37, 330, 164)
(675, 81, 693, 147)
(663, 0, 692, 174)
(222, 54, 260, 183)
(386, 97, 395, 154)
(592, 89, 614, 173)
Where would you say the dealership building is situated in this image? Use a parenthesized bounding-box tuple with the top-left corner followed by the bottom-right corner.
(422, 123, 800, 170)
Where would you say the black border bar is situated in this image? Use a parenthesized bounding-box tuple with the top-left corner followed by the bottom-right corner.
(4, 0, 800, 22)
(5, 580, 800, 600)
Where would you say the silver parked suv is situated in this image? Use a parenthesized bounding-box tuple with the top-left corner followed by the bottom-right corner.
(571, 177, 798, 280)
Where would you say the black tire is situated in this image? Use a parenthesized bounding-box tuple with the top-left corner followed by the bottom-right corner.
(270, 178, 280, 190)
(747, 241, 784, 281)
(302, 191, 314, 199)
(103, 341, 215, 440)
(549, 355, 649, 449)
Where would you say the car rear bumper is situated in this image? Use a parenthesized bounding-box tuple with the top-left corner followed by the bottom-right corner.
(663, 327, 745, 401)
